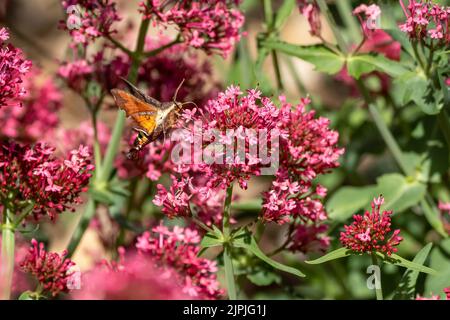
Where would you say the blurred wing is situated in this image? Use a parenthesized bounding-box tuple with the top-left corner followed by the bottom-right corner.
(111, 89, 157, 134)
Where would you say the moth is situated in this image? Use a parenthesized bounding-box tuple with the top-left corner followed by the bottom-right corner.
(111, 78, 192, 160)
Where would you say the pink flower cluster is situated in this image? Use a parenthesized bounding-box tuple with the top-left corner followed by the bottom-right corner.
(0, 67, 62, 142)
(136, 224, 223, 299)
(139, 0, 245, 57)
(20, 239, 76, 297)
(297, 0, 321, 37)
(416, 287, 450, 300)
(353, 4, 381, 36)
(340, 196, 403, 255)
(71, 250, 190, 299)
(61, 0, 121, 45)
(0, 142, 93, 220)
(399, 0, 449, 43)
(0, 27, 32, 108)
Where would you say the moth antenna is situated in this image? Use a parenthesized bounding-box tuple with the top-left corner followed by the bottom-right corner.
(172, 78, 186, 102)
(181, 101, 198, 109)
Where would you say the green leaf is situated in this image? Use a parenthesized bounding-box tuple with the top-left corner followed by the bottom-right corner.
(247, 269, 282, 286)
(231, 200, 262, 212)
(419, 199, 447, 238)
(392, 243, 433, 300)
(18, 291, 33, 300)
(326, 186, 377, 222)
(347, 54, 408, 79)
(234, 233, 305, 278)
(200, 231, 224, 249)
(425, 238, 450, 298)
(305, 248, 353, 264)
(375, 173, 426, 213)
(379, 253, 437, 275)
(273, 0, 295, 30)
(261, 40, 345, 74)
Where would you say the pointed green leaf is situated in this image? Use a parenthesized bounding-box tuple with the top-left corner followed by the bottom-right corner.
(375, 173, 426, 213)
(273, 0, 295, 30)
(305, 247, 353, 264)
(392, 243, 433, 300)
(380, 253, 437, 275)
(261, 40, 345, 74)
(200, 231, 224, 249)
(234, 234, 305, 278)
(18, 291, 33, 300)
(347, 54, 408, 79)
(326, 186, 377, 222)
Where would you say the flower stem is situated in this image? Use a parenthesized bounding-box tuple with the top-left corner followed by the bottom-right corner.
(371, 253, 383, 300)
(100, 17, 150, 183)
(437, 109, 450, 156)
(66, 198, 97, 258)
(335, 0, 361, 43)
(1, 205, 15, 300)
(223, 184, 237, 300)
(315, 0, 348, 53)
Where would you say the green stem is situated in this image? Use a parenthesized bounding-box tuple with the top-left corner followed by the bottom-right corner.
(335, 0, 361, 43)
(142, 36, 181, 58)
(371, 253, 383, 300)
(1, 206, 15, 300)
(263, 0, 273, 30)
(100, 17, 150, 183)
(368, 104, 411, 175)
(92, 109, 102, 175)
(106, 35, 134, 57)
(66, 198, 97, 258)
(223, 184, 236, 300)
(412, 41, 426, 72)
(315, 0, 348, 53)
(271, 50, 284, 91)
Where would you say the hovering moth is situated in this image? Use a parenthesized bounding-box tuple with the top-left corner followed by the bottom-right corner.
(111, 78, 190, 160)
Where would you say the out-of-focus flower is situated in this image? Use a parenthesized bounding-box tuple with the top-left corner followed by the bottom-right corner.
(399, 0, 449, 44)
(336, 29, 401, 96)
(340, 196, 403, 256)
(0, 27, 32, 108)
(297, 0, 321, 37)
(0, 142, 93, 221)
(353, 4, 381, 36)
(438, 201, 450, 235)
(416, 287, 450, 300)
(138, 37, 219, 104)
(51, 120, 111, 157)
(139, 0, 245, 57)
(0, 67, 62, 142)
(71, 249, 190, 300)
(60, 0, 121, 45)
(136, 224, 223, 299)
(20, 239, 76, 297)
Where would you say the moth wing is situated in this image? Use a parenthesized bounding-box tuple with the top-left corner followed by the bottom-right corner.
(120, 77, 162, 107)
(111, 89, 157, 134)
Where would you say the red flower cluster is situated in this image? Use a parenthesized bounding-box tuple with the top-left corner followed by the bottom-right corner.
(399, 0, 449, 44)
(0, 142, 93, 220)
(0, 67, 63, 142)
(340, 196, 403, 255)
(20, 239, 76, 297)
(139, 0, 245, 57)
(60, 0, 121, 45)
(136, 224, 223, 299)
(0, 27, 32, 108)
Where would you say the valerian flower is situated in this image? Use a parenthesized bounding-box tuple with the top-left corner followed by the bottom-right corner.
(139, 0, 245, 57)
(20, 239, 76, 297)
(136, 224, 223, 299)
(399, 0, 449, 44)
(0, 27, 32, 108)
(71, 248, 190, 300)
(0, 142, 94, 221)
(416, 287, 450, 300)
(340, 196, 403, 256)
(60, 0, 121, 45)
(0, 67, 63, 142)
(297, 0, 321, 37)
